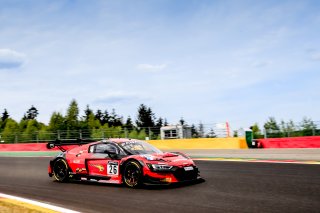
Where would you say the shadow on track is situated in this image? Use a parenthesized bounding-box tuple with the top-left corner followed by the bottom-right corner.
(51, 177, 205, 190)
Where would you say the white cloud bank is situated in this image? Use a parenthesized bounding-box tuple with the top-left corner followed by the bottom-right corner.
(0, 49, 26, 69)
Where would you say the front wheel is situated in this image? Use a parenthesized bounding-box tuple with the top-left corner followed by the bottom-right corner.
(53, 159, 69, 182)
(123, 161, 142, 188)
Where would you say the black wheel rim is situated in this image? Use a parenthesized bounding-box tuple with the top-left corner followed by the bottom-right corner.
(124, 164, 140, 186)
(54, 161, 67, 180)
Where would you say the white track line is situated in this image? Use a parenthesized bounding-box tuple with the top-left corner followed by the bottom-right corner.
(0, 192, 81, 213)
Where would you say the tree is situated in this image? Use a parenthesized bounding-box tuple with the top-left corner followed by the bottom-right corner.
(87, 113, 101, 130)
(251, 123, 262, 139)
(0, 109, 9, 130)
(83, 105, 93, 122)
(286, 120, 297, 137)
(95, 109, 104, 124)
(264, 117, 281, 138)
(48, 112, 65, 131)
(233, 130, 238, 137)
(279, 120, 296, 137)
(24, 105, 39, 120)
(1, 118, 19, 143)
(109, 109, 123, 127)
(155, 117, 164, 128)
(179, 117, 185, 125)
(206, 128, 216, 138)
(124, 116, 134, 130)
(164, 118, 169, 126)
(102, 110, 110, 126)
(21, 119, 41, 142)
(80, 105, 101, 138)
(136, 104, 155, 128)
(191, 124, 199, 138)
(301, 117, 316, 136)
(198, 122, 205, 138)
(1, 109, 9, 121)
(65, 99, 79, 130)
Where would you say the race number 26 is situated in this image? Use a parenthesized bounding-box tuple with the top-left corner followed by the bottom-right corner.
(107, 161, 119, 176)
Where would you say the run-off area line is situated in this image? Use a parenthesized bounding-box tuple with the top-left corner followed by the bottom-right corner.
(0, 192, 80, 213)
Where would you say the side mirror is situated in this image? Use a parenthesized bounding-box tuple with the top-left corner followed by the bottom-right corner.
(46, 142, 55, 149)
(104, 149, 118, 159)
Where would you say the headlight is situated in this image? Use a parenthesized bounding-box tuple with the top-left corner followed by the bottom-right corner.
(147, 164, 173, 171)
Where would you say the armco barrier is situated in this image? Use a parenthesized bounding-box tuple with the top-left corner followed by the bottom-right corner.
(0, 138, 248, 151)
(257, 136, 320, 148)
(147, 138, 248, 149)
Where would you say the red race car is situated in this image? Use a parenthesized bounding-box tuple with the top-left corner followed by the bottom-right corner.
(47, 138, 203, 188)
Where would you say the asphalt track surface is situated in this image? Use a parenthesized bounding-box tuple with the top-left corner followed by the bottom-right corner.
(0, 157, 319, 213)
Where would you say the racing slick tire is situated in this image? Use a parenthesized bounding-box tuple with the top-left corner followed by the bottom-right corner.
(122, 161, 142, 188)
(53, 158, 70, 182)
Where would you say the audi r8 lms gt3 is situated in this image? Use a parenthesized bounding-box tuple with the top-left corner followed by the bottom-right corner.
(47, 138, 202, 188)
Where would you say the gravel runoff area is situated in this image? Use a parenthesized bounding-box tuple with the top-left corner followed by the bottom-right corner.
(167, 148, 320, 161)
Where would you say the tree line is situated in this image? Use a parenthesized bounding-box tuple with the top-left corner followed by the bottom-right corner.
(0, 100, 202, 143)
(0, 100, 318, 142)
(249, 117, 319, 139)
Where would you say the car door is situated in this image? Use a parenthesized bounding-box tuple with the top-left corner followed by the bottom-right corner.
(86, 143, 122, 179)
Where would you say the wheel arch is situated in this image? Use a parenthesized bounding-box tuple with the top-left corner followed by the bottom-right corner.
(120, 158, 144, 175)
(51, 155, 73, 173)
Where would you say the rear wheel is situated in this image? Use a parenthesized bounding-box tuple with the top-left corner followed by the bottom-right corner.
(123, 161, 142, 188)
(53, 159, 69, 182)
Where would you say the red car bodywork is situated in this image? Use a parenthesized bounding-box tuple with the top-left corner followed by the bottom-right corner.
(48, 138, 201, 186)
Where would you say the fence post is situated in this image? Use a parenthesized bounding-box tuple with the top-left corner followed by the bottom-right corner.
(36, 131, 39, 143)
(148, 127, 151, 139)
(125, 128, 128, 138)
(57, 130, 61, 140)
(264, 129, 267, 139)
(79, 130, 82, 140)
(15, 133, 18, 143)
(312, 127, 315, 136)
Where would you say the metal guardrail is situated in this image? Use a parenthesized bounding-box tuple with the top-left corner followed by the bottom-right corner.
(0, 124, 230, 143)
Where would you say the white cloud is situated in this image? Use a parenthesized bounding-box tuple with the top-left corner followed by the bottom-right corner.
(137, 63, 167, 72)
(93, 91, 147, 104)
(0, 49, 26, 69)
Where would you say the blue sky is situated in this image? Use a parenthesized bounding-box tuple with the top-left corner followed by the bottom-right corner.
(0, 0, 319, 130)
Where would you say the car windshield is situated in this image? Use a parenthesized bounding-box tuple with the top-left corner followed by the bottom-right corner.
(120, 140, 163, 155)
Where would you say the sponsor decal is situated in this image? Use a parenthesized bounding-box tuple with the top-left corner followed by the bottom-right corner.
(73, 160, 80, 164)
(184, 166, 194, 171)
(90, 164, 105, 172)
(76, 168, 86, 173)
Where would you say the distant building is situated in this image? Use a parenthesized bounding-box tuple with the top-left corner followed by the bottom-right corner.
(160, 125, 192, 140)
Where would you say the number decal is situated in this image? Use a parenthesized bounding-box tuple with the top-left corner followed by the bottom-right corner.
(107, 161, 119, 176)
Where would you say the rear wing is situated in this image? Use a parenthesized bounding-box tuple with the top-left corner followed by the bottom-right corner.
(47, 139, 98, 152)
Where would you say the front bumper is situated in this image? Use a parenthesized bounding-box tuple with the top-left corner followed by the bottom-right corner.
(142, 166, 201, 185)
